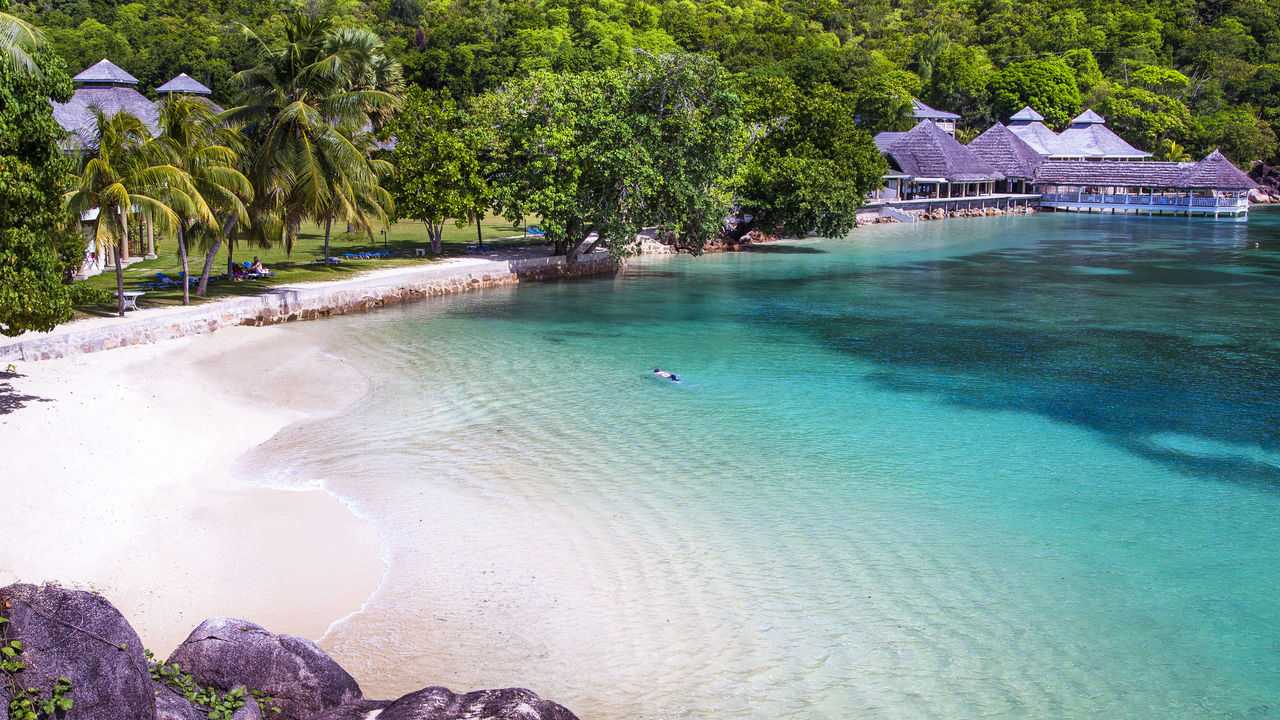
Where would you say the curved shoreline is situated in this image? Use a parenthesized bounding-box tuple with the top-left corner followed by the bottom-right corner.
(0, 252, 621, 363)
(0, 324, 387, 656)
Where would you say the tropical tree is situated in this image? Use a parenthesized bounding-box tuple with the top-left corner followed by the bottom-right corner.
(63, 109, 197, 317)
(388, 87, 487, 255)
(731, 81, 886, 240)
(0, 4, 83, 336)
(227, 14, 402, 261)
(0, 4, 42, 77)
(151, 95, 252, 304)
(990, 58, 1082, 127)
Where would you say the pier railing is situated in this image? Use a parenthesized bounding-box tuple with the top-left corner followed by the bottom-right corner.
(1039, 193, 1249, 208)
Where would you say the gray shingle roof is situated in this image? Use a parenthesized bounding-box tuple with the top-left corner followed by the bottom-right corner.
(1070, 109, 1106, 125)
(883, 120, 1004, 182)
(911, 98, 960, 121)
(873, 131, 906, 153)
(73, 59, 138, 85)
(1174, 150, 1259, 189)
(967, 122, 1044, 180)
(1007, 120, 1068, 156)
(1055, 123, 1151, 159)
(51, 86, 160, 148)
(1034, 160, 1194, 186)
(1008, 106, 1045, 123)
(156, 73, 212, 96)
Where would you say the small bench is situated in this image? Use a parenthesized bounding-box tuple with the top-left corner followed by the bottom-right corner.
(114, 290, 145, 311)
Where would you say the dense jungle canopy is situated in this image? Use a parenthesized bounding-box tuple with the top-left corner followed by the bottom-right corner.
(15, 0, 1280, 165)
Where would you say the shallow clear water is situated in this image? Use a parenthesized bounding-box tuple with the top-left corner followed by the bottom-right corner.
(249, 209, 1280, 719)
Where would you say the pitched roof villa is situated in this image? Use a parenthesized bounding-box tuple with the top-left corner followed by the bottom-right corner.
(869, 104, 1257, 218)
(52, 60, 160, 149)
(51, 61, 218, 149)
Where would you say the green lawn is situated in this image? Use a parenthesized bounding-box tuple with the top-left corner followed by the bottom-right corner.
(75, 217, 545, 317)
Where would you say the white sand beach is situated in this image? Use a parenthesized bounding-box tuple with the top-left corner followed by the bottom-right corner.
(0, 324, 384, 655)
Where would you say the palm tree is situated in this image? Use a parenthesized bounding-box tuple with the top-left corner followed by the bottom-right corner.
(1155, 138, 1192, 162)
(0, 9, 42, 77)
(227, 15, 402, 260)
(151, 96, 253, 304)
(63, 109, 198, 316)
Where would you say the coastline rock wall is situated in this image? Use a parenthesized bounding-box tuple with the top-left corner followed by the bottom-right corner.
(0, 583, 579, 720)
(0, 254, 619, 363)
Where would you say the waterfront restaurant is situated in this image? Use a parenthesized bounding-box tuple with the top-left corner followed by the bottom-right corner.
(872, 120, 1004, 201)
(1035, 150, 1257, 217)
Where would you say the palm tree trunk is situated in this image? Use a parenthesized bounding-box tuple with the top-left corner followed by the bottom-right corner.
(197, 236, 222, 297)
(113, 243, 125, 317)
(178, 227, 190, 306)
(324, 218, 333, 262)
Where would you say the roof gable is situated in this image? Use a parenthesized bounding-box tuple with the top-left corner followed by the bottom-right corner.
(1007, 121, 1067, 156)
(1174, 150, 1259, 189)
(885, 120, 1003, 182)
(967, 122, 1044, 179)
(1070, 109, 1106, 125)
(1008, 106, 1045, 124)
(910, 98, 960, 121)
(156, 73, 212, 96)
(73, 59, 138, 86)
(1055, 123, 1151, 159)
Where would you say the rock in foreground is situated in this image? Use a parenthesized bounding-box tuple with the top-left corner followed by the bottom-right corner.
(0, 583, 156, 720)
(378, 686, 579, 720)
(165, 617, 363, 720)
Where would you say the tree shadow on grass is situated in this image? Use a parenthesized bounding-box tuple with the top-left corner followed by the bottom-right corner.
(0, 370, 52, 416)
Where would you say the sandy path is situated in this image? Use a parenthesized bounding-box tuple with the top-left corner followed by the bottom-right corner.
(0, 324, 384, 655)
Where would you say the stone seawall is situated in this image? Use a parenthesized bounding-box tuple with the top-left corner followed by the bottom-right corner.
(0, 254, 620, 362)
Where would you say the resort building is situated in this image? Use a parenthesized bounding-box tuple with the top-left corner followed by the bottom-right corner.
(910, 99, 960, 137)
(873, 120, 1004, 202)
(1035, 150, 1255, 217)
(53, 61, 221, 275)
(867, 103, 1257, 219)
(967, 122, 1042, 194)
(51, 59, 159, 151)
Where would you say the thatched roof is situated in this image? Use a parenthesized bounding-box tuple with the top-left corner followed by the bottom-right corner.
(883, 120, 1003, 182)
(967, 123, 1044, 180)
(1174, 150, 1259, 189)
(156, 73, 212, 96)
(1034, 160, 1188, 186)
(52, 86, 160, 149)
(911, 98, 959, 121)
(73, 59, 138, 86)
(1055, 123, 1150, 159)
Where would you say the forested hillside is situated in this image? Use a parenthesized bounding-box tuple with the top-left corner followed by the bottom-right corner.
(19, 0, 1280, 164)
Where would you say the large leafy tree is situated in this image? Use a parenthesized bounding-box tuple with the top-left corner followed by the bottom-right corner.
(472, 68, 655, 258)
(64, 109, 197, 317)
(227, 15, 402, 261)
(472, 53, 745, 260)
(0, 3, 82, 336)
(151, 95, 252, 304)
(731, 81, 886, 241)
(989, 58, 1082, 127)
(387, 86, 487, 255)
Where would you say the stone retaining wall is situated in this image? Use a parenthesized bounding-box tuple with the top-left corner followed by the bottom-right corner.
(1, 254, 620, 362)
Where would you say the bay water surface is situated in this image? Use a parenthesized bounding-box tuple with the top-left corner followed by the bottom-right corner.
(245, 210, 1280, 719)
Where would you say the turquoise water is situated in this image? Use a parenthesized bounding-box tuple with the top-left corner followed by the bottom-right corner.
(252, 209, 1280, 719)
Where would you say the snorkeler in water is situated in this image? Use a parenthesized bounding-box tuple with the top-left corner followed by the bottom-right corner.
(653, 367, 680, 382)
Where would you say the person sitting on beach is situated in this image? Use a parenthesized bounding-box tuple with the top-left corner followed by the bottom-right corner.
(229, 263, 246, 280)
(653, 367, 680, 382)
(250, 257, 269, 274)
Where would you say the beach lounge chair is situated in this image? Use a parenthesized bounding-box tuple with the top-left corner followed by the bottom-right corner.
(154, 272, 186, 288)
